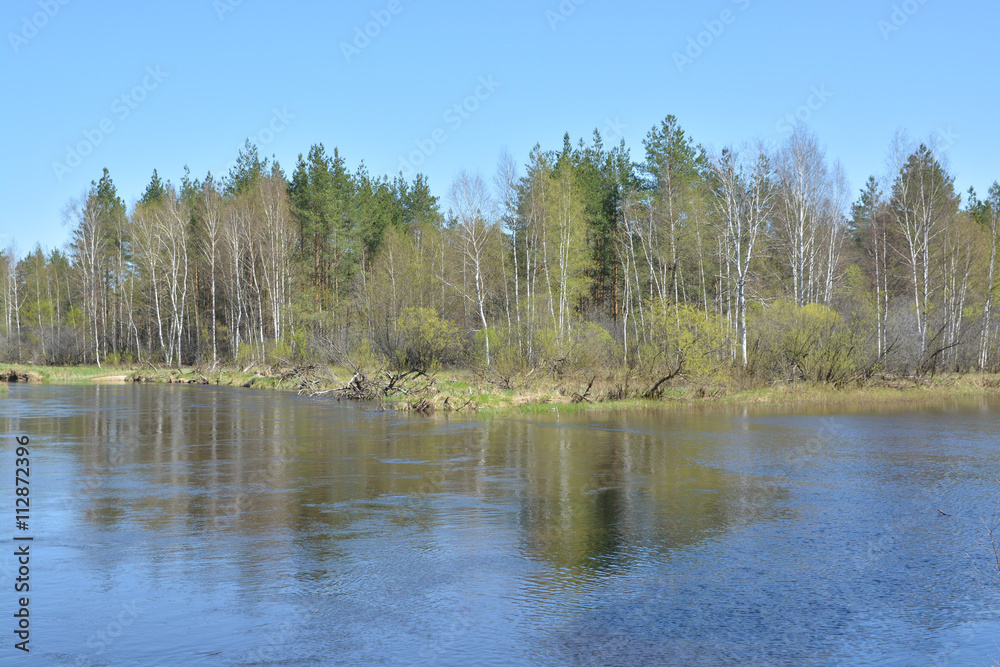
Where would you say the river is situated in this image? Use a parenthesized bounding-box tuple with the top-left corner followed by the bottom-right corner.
(2, 384, 999, 665)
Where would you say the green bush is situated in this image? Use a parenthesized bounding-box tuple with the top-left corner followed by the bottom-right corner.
(751, 299, 861, 385)
(646, 301, 732, 381)
(235, 343, 258, 367)
(265, 339, 294, 367)
(565, 322, 618, 374)
(395, 308, 463, 371)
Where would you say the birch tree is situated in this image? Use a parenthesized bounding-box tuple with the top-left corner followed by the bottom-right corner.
(973, 183, 1000, 369)
(852, 176, 891, 359)
(67, 195, 106, 366)
(888, 135, 960, 358)
(153, 186, 190, 366)
(448, 171, 496, 364)
(710, 145, 775, 366)
(198, 175, 225, 366)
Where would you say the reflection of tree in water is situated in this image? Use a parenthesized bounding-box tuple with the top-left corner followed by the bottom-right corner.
(510, 417, 788, 575)
(67, 390, 787, 529)
(66, 390, 789, 598)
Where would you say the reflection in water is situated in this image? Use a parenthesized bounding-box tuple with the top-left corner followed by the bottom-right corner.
(2, 385, 1000, 665)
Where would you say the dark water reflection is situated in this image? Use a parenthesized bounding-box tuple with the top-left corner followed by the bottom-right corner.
(2, 384, 1000, 665)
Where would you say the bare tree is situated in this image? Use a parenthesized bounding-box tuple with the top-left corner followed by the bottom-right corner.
(153, 186, 190, 366)
(821, 161, 849, 304)
(258, 170, 295, 342)
(66, 196, 105, 367)
(980, 184, 1000, 369)
(774, 125, 830, 306)
(939, 213, 979, 369)
(888, 132, 959, 358)
(494, 149, 521, 351)
(710, 144, 776, 366)
(2, 246, 23, 362)
(447, 171, 497, 365)
(199, 178, 225, 366)
(131, 203, 167, 358)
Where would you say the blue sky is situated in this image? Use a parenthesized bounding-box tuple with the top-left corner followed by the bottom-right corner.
(2, 0, 998, 256)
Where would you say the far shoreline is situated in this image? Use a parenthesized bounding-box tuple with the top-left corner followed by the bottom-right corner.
(5, 363, 1000, 417)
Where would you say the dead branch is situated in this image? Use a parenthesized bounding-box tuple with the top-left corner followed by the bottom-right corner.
(644, 366, 682, 398)
(571, 377, 596, 404)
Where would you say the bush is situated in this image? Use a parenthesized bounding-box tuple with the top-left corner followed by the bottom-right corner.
(475, 326, 527, 375)
(395, 308, 463, 371)
(265, 339, 294, 367)
(102, 351, 135, 368)
(565, 322, 618, 375)
(235, 343, 258, 367)
(646, 301, 732, 382)
(751, 299, 862, 385)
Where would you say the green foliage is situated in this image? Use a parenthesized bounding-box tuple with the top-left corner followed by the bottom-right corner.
(751, 300, 863, 385)
(226, 140, 268, 196)
(139, 169, 167, 206)
(12, 128, 997, 388)
(66, 306, 85, 329)
(483, 327, 531, 382)
(554, 130, 634, 315)
(265, 339, 294, 367)
(289, 329, 311, 362)
(101, 351, 134, 368)
(528, 327, 560, 369)
(395, 308, 463, 371)
(235, 344, 258, 367)
(289, 144, 358, 308)
(647, 302, 731, 380)
(565, 321, 618, 374)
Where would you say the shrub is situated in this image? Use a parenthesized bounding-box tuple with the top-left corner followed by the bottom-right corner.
(565, 322, 618, 375)
(646, 301, 732, 382)
(265, 339, 294, 367)
(751, 299, 863, 385)
(395, 308, 463, 371)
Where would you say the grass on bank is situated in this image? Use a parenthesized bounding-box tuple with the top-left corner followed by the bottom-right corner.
(4, 362, 1000, 415)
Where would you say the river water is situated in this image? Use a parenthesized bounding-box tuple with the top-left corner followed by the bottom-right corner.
(2, 384, 999, 665)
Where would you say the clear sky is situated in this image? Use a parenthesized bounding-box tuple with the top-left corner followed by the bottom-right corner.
(1, 0, 998, 256)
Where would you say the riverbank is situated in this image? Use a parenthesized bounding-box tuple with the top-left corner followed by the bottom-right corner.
(5, 363, 1000, 415)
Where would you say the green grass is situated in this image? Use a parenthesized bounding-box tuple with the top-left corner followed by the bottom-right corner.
(0, 364, 116, 383)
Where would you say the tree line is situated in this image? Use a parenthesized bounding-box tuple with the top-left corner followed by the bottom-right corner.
(3, 120, 1000, 387)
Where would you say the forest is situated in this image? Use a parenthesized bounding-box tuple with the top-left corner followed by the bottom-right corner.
(3, 117, 1000, 393)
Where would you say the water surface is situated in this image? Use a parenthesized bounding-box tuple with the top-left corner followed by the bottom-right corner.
(2, 384, 999, 665)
